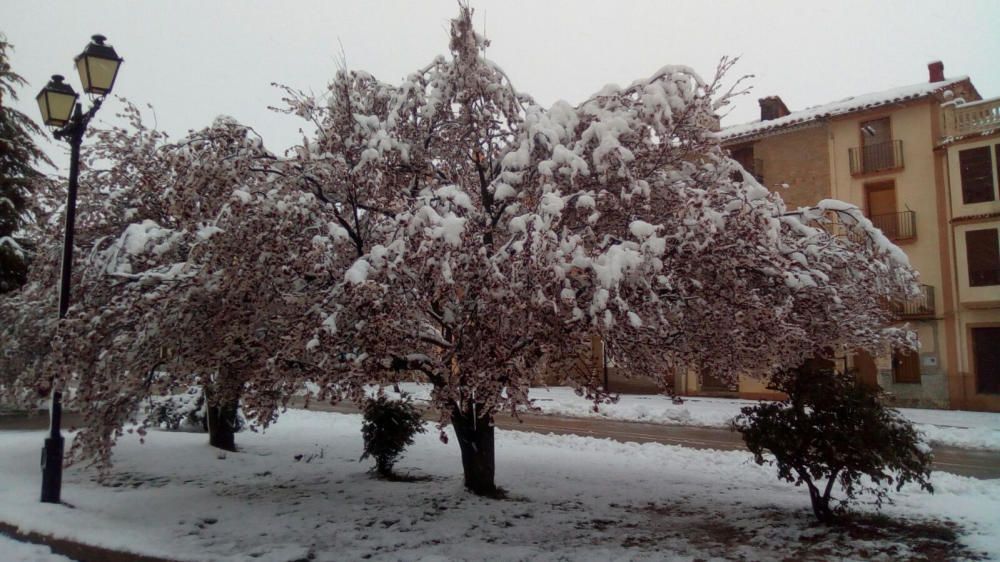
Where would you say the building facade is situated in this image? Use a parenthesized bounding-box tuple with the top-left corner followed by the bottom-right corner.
(696, 62, 1000, 411)
(939, 98, 1000, 411)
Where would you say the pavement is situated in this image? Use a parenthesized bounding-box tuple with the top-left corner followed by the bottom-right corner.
(0, 521, 173, 562)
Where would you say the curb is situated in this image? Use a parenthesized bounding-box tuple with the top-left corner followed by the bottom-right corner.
(0, 521, 179, 562)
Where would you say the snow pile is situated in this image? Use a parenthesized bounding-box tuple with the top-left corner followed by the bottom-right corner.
(0, 534, 71, 562)
(344, 258, 371, 285)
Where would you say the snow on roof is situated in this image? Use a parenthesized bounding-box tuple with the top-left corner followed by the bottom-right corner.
(719, 77, 969, 143)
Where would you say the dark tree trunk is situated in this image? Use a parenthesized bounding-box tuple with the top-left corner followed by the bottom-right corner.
(205, 387, 239, 452)
(376, 463, 394, 479)
(451, 404, 498, 497)
(807, 481, 834, 524)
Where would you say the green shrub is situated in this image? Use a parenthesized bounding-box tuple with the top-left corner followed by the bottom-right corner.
(732, 368, 933, 523)
(360, 395, 426, 478)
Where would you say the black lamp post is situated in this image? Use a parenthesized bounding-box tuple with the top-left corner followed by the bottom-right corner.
(35, 34, 123, 504)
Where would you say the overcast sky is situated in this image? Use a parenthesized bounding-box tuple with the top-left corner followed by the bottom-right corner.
(3, 0, 999, 164)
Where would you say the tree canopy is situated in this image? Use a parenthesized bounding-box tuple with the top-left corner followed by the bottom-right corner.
(0, 8, 919, 495)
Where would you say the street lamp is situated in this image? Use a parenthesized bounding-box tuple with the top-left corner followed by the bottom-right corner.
(34, 75, 77, 128)
(35, 34, 123, 505)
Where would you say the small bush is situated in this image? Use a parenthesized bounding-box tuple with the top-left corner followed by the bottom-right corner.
(143, 387, 244, 433)
(360, 395, 426, 479)
(732, 368, 933, 523)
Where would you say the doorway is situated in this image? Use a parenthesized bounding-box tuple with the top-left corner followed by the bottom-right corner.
(865, 181, 898, 239)
(855, 351, 879, 389)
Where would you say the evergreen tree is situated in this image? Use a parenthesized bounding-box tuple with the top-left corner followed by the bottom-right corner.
(0, 34, 50, 293)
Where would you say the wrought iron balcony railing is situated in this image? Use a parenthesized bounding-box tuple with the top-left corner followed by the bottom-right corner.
(868, 210, 916, 242)
(893, 284, 935, 318)
(849, 139, 904, 175)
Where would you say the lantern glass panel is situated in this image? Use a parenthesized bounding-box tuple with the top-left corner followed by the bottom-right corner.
(36, 89, 77, 127)
(36, 95, 50, 124)
(76, 55, 120, 94)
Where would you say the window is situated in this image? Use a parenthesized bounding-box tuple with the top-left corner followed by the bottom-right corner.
(966, 228, 1000, 287)
(730, 146, 762, 183)
(892, 350, 921, 384)
(861, 117, 891, 145)
(959, 145, 997, 204)
(860, 118, 896, 172)
(972, 327, 1000, 394)
(700, 369, 737, 392)
(731, 146, 753, 170)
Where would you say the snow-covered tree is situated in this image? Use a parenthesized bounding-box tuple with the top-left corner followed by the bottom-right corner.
(299, 8, 919, 496)
(0, 34, 52, 293)
(2, 8, 917, 493)
(0, 106, 341, 461)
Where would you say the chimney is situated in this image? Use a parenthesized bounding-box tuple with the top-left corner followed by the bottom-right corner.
(928, 61, 945, 83)
(759, 96, 790, 121)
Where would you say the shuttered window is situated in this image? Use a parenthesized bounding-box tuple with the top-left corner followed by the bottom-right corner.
(966, 229, 1000, 287)
(972, 327, 1000, 395)
(959, 146, 996, 204)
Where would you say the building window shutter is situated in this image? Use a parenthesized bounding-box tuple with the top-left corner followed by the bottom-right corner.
(966, 228, 1000, 287)
(972, 327, 1000, 395)
(959, 146, 995, 204)
(996, 145, 1000, 193)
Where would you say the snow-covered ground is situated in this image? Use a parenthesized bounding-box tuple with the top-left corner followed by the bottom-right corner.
(1, 410, 997, 561)
(0, 534, 71, 562)
(379, 384, 1000, 451)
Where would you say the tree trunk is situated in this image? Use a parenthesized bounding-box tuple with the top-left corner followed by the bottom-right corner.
(376, 463, 394, 479)
(205, 387, 239, 452)
(451, 404, 498, 497)
(807, 481, 834, 524)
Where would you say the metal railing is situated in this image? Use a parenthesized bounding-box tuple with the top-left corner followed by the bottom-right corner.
(868, 210, 916, 241)
(825, 220, 868, 245)
(849, 139, 904, 175)
(893, 284, 935, 318)
(942, 97, 1000, 138)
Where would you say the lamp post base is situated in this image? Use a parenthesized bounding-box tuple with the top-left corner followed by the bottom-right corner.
(41, 435, 64, 503)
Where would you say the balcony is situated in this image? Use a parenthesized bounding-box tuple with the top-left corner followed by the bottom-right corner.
(893, 284, 935, 318)
(942, 97, 1000, 139)
(849, 140, 904, 175)
(868, 210, 916, 242)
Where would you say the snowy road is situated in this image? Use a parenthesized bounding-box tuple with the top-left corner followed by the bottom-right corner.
(493, 413, 1000, 480)
(5, 403, 1000, 480)
(284, 399, 1000, 480)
